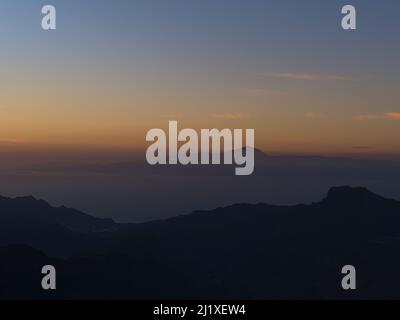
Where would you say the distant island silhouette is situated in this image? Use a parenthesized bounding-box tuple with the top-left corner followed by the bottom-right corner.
(19, 149, 400, 222)
(1, 186, 400, 299)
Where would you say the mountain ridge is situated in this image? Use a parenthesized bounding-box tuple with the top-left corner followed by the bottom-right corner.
(0, 194, 117, 233)
(0, 185, 396, 228)
(1, 185, 400, 299)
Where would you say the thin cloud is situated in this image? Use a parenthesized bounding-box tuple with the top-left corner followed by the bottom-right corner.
(209, 113, 249, 120)
(255, 72, 356, 82)
(352, 146, 371, 150)
(356, 114, 382, 120)
(304, 112, 326, 119)
(159, 113, 184, 119)
(0, 139, 26, 144)
(234, 88, 298, 97)
(304, 112, 316, 119)
(385, 112, 400, 120)
(357, 112, 400, 121)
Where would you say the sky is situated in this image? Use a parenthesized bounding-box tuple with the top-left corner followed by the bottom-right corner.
(1, 0, 400, 158)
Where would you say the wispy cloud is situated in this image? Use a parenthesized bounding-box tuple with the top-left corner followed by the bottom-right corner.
(234, 88, 298, 97)
(304, 112, 326, 119)
(208, 113, 249, 120)
(357, 112, 400, 121)
(254, 72, 356, 82)
(356, 114, 381, 120)
(385, 112, 400, 120)
(352, 146, 371, 150)
(0, 139, 26, 144)
(159, 113, 184, 119)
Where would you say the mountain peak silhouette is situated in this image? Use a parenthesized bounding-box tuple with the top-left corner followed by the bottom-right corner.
(236, 146, 268, 161)
(240, 146, 266, 154)
(328, 185, 373, 197)
(323, 186, 387, 208)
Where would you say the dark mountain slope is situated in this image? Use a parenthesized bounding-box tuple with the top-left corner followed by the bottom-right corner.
(2, 186, 400, 299)
(0, 195, 118, 257)
(0, 195, 117, 233)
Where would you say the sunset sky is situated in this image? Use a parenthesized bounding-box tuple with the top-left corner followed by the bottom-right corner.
(1, 0, 400, 158)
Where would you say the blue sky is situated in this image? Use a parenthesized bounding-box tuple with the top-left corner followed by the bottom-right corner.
(1, 0, 399, 77)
